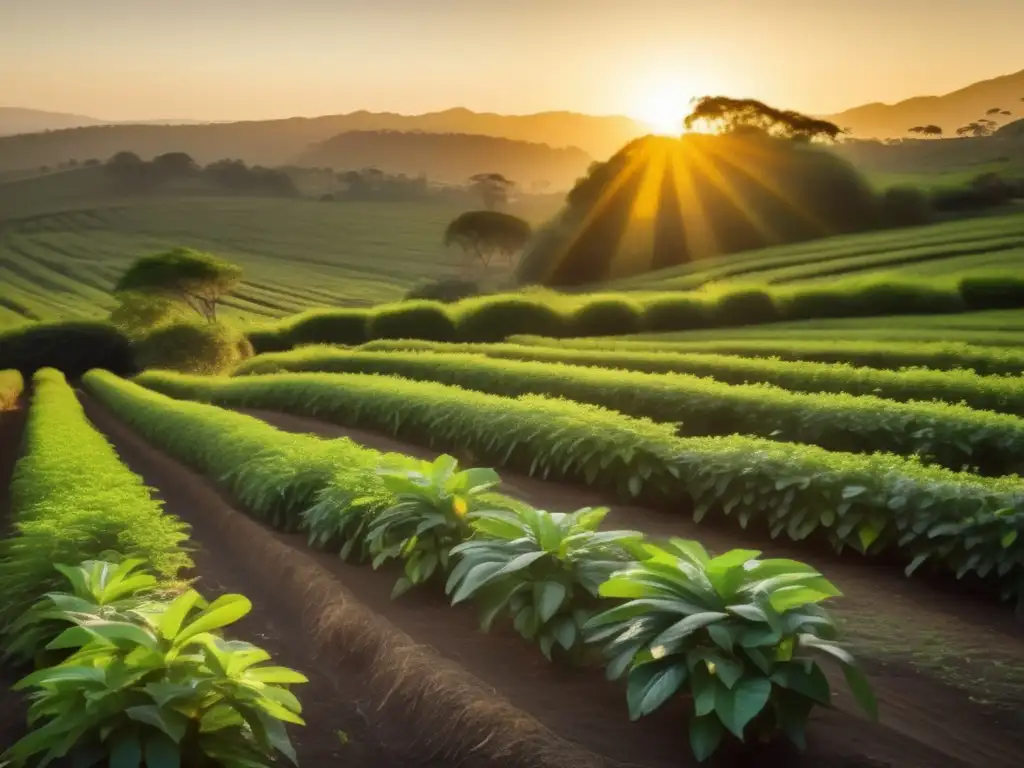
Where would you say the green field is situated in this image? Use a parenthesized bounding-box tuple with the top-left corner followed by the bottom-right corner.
(0, 171, 560, 329)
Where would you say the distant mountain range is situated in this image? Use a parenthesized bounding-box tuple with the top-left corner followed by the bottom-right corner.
(0, 108, 206, 136)
(825, 68, 1024, 138)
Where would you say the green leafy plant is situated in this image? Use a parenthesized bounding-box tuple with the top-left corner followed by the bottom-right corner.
(447, 506, 642, 660)
(3, 558, 165, 665)
(585, 539, 877, 762)
(5, 572, 307, 768)
(367, 455, 503, 597)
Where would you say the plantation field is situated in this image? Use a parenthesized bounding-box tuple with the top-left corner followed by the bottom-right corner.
(0, 186, 559, 329)
(603, 211, 1024, 292)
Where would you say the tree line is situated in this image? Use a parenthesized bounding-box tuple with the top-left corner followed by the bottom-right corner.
(104, 151, 298, 196)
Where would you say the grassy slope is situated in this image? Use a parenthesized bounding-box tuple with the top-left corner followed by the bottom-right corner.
(0, 171, 560, 329)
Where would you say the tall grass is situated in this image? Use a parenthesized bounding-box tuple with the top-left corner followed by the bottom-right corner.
(0, 369, 192, 627)
(134, 370, 1024, 605)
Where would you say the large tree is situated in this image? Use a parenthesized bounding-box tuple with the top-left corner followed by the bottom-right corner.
(908, 125, 943, 138)
(115, 247, 242, 323)
(684, 97, 843, 142)
(444, 210, 532, 268)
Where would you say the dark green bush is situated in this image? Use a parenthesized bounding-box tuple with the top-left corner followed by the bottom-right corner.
(0, 321, 135, 378)
(456, 296, 568, 342)
(247, 328, 292, 354)
(404, 279, 481, 304)
(570, 298, 643, 337)
(959, 274, 1024, 310)
(367, 301, 456, 342)
(847, 281, 965, 316)
(135, 322, 254, 375)
(879, 186, 933, 228)
(282, 309, 370, 347)
(640, 295, 713, 332)
(711, 288, 780, 327)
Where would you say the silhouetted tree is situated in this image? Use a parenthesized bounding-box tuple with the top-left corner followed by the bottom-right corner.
(468, 173, 515, 209)
(684, 96, 843, 142)
(444, 210, 531, 268)
(115, 247, 242, 323)
(152, 151, 199, 178)
(986, 107, 1003, 116)
(956, 122, 994, 137)
(908, 125, 943, 138)
(1000, 110, 1013, 116)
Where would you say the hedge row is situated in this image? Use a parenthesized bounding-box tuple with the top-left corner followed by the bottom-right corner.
(0, 322, 136, 378)
(512, 335, 1024, 376)
(354, 340, 1024, 416)
(134, 370, 1024, 606)
(0, 369, 192, 629)
(0, 369, 24, 411)
(232, 347, 1024, 476)
(246, 273, 1024, 353)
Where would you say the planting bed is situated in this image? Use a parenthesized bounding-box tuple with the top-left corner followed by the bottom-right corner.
(79, 384, 1024, 767)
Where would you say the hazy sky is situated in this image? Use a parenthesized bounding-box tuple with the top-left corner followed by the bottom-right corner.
(3, 0, 1023, 123)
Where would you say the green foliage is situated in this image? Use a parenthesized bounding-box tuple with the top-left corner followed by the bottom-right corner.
(444, 210, 532, 266)
(0, 321, 135, 378)
(0, 370, 191, 630)
(0, 368, 24, 410)
(264, 309, 369, 351)
(713, 288, 780, 327)
(454, 295, 570, 342)
(229, 347, 1024, 475)
(515, 335, 1024, 376)
(108, 292, 187, 340)
(348, 340, 1024, 416)
(115, 247, 243, 322)
(133, 370, 1024, 605)
(135, 321, 254, 375)
(448, 506, 641, 660)
(569, 298, 643, 337)
(404, 279, 481, 304)
(367, 455, 503, 597)
(586, 540, 875, 760)
(4, 561, 307, 768)
(640, 295, 713, 332)
(366, 301, 456, 342)
(960, 274, 1024, 310)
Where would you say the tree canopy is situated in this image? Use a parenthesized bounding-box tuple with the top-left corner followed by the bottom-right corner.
(114, 248, 242, 322)
(468, 173, 515, 209)
(908, 125, 943, 137)
(684, 97, 843, 142)
(444, 210, 532, 267)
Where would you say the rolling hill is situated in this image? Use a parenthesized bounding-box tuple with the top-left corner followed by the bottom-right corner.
(827, 68, 1024, 138)
(0, 108, 642, 174)
(295, 131, 592, 186)
(0, 107, 106, 136)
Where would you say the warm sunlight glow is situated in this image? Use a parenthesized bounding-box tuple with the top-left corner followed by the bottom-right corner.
(632, 78, 695, 135)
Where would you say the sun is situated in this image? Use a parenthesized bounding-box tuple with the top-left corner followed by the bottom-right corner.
(633, 79, 693, 136)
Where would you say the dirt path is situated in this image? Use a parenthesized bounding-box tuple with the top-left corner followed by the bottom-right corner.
(239, 407, 1024, 768)
(0, 405, 28, 750)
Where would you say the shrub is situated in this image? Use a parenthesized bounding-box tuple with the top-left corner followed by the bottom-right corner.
(134, 321, 254, 375)
(781, 279, 964, 320)
(570, 297, 644, 337)
(455, 296, 569, 342)
(282, 308, 370, 347)
(879, 186, 932, 228)
(959, 273, 1024, 310)
(367, 301, 457, 342)
(0, 369, 24, 411)
(246, 327, 292, 354)
(710, 287, 780, 327)
(640, 295, 713, 332)
(586, 540, 875, 761)
(0, 321, 135, 378)
(405, 278, 482, 304)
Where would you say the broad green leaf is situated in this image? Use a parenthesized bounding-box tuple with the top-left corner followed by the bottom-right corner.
(843, 664, 879, 721)
(450, 561, 506, 604)
(689, 714, 725, 763)
(535, 581, 568, 623)
(649, 612, 729, 649)
(495, 551, 546, 577)
(143, 733, 181, 768)
(174, 595, 252, 646)
(110, 732, 143, 768)
(158, 590, 202, 641)
(246, 666, 309, 685)
(769, 584, 841, 613)
(714, 676, 772, 739)
(127, 705, 189, 743)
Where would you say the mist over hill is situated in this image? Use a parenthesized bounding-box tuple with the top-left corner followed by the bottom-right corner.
(295, 130, 591, 187)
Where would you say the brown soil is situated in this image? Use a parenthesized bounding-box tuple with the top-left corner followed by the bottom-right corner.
(239, 407, 1024, 768)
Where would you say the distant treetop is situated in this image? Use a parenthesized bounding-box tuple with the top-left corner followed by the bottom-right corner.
(115, 247, 242, 323)
(684, 96, 843, 142)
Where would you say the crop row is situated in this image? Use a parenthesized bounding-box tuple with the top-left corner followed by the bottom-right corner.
(132, 369, 1024, 605)
(0, 369, 192, 630)
(233, 347, 1024, 476)
(82, 372, 877, 761)
(0, 369, 23, 411)
(511, 335, 1024, 376)
(247, 272, 1024, 353)
(351, 340, 1024, 416)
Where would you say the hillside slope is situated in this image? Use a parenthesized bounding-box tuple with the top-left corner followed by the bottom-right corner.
(828, 68, 1024, 138)
(0, 107, 105, 136)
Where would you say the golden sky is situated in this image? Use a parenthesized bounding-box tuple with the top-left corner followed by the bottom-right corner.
(3, 0, 1022, 123)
